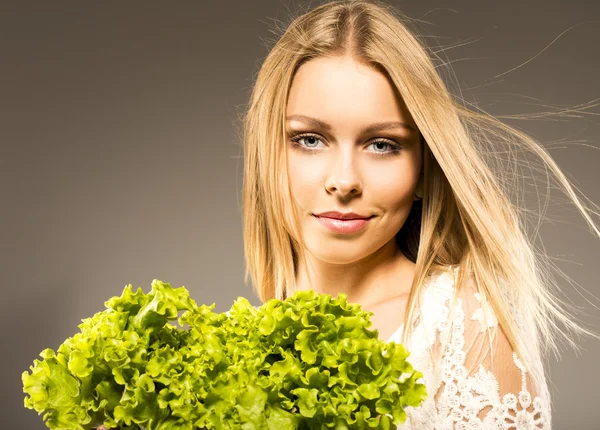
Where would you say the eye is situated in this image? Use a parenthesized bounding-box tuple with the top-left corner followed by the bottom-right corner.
(289, 132, 403, 158)
(289, 133, 326, 149)
(366, 140, 403, 157)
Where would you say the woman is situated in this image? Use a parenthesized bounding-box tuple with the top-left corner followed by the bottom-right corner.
(92, 1, 598, 430)
(237, 0, 599, 428)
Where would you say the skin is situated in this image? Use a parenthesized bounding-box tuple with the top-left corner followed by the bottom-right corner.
(286, 55, 424, 341)
(93, 56, 424, 429)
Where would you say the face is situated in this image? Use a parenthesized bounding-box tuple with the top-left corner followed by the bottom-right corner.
(285, 55, 423, 265)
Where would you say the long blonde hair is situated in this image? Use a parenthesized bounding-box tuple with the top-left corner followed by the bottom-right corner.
(238, 0, 600, 407)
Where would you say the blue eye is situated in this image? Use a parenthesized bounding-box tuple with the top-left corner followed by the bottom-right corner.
(289, 132, 403, 158)
(367, 140, 403, 156)
(290, 133, 325, 149)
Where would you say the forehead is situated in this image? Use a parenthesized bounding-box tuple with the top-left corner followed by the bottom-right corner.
(286, 56, 416, 130)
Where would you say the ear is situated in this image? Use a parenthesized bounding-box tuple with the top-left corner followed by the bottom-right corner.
(415, 134, 426, 200)
(413, 176, 424, 201)
(413, 160, 424, 201)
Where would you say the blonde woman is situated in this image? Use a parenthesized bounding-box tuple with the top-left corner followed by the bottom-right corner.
(238, 0, 600, 428)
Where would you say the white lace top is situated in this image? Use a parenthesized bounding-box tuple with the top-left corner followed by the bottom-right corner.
(387, 266, 552, 429)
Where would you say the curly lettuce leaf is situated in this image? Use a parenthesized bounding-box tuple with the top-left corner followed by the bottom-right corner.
(23, 279, 199, 430)
(23, 280, 427, 430)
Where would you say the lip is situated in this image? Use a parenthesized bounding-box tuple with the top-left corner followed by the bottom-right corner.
(313, 211, 372, 220)
(313, 214, 373, 234)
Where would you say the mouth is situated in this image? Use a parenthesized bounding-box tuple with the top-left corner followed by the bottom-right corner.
(312, 214, 374, 220)
(311, 214, 374, 234)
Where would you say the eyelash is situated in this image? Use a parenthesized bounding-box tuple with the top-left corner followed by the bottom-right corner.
(288, 132, 403, 158)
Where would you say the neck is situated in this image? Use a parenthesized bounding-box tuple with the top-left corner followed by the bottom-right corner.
(293, 239, 415, 307)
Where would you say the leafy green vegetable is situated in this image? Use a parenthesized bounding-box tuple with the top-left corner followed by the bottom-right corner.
(23, 279, 427, 429)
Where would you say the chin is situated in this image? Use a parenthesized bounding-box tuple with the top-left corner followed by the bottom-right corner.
(305, 240, 370, 265)
(315, 253, 367, 265)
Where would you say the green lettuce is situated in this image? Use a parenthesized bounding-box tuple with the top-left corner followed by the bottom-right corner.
(23, 279, 427, 429)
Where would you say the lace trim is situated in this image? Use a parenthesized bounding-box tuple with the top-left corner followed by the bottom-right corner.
(471, 292, 498, 333)
(395, 268, 551, 429)
(436, 300, 550, 429)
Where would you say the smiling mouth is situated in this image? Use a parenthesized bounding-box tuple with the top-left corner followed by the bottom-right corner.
(312, 214, 374, 220)
(312, 214, 373, 234)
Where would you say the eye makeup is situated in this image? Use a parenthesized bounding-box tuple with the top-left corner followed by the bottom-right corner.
(288, 132, 404, 158)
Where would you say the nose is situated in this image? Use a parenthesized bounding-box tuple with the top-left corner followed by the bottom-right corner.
(324, 148, 363, 198)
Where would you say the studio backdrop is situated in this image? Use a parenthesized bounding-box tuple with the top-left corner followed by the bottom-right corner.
(1, 1, 599, 429)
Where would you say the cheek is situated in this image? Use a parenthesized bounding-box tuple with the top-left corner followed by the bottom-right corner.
(368, 164, 416, 208)
(287, 153, 324, 202)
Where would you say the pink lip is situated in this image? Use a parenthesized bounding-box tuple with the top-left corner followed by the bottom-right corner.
(314, 211, 370, 220)
(314, 215, 372, 234)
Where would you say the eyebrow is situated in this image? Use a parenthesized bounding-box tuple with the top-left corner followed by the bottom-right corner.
(285, 114, 418, 133)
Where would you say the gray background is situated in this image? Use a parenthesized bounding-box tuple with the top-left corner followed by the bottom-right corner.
(2, 1, 599, 428)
